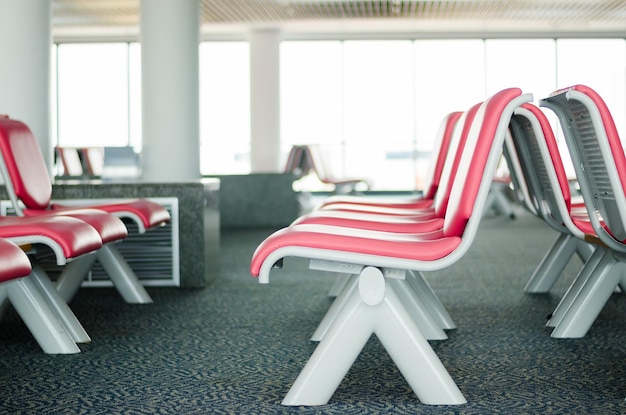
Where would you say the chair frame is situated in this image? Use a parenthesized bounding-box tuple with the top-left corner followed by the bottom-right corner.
(251, 88, 532, 405)
(0, 116, 171, 304)
(538, 85, 626, 338)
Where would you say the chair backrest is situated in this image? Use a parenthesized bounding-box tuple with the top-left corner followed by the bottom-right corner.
(301, 144, 333, 182)
(507, 103, 578, 235)
(0, 116, 53, 213)
(421, 111, 463, 200)
(284, 145, 306, 178)
(443, 88, 531, 237)
(502, 130, 537, 216)
(431, 102, 481, 218)
(55, 146, 84, 177)
(80, 147, 104, 177)
(540, 84, 626, 248)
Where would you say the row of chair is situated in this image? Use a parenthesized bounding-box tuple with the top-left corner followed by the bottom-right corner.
(0, 115, 171, 354)
(251, 87, 532, 405)
(505, 85, 626, 339)
(250, 84, 626, 405)
(56, 146, 104, 178)
(285, 144, 371, 194)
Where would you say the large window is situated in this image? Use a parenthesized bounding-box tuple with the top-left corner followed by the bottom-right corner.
(342, 40, 415, 189)
(413, 39, 486, 189)
(556, 39, 626, 138)
(52, 38, 626, 190)
(281, 38, 626, 190)
(54, 43, 141, 148)
(199, 42, 250, 175)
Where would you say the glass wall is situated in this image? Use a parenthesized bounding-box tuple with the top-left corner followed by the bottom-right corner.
(52, 38, 626, 190)
(55, 43, 138, 148)
(199, 41, 250, 175)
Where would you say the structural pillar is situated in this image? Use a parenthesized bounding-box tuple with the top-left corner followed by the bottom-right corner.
(0, 0, 52, 174)
(249, 28, 282, 172)
(140, 0, 200, 182)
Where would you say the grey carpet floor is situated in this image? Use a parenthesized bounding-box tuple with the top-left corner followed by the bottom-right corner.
(0, 210, 625, 414)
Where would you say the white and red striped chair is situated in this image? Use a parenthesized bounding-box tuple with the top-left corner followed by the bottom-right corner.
(0, 214, 106, 353)
(291, 106, 479, 231)
(319, 111, 463, 210)
(250, 88, 531, 406)
(0, 116, 170, 304)
(538, 84, 626, 338)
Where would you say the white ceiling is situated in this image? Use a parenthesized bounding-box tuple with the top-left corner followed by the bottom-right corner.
(51, 0, 626, 41)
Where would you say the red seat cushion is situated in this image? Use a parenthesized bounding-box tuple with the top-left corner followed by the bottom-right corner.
(0, 216, 102, 259)
(251, 225, 461, 277)
(0, 238, 32, 283)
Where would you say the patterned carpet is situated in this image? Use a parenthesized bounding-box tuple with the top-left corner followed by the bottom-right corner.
(1, 210, 626, 414)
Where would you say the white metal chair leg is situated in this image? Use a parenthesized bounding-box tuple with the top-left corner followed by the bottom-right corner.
(492, 185, 515, 218)
(312, 274, 448, 341)
(524, 233, 580, 293)
(5, 277, 80, 354)
(55, 252, 98, 302)
(96, 244, 153, 304)
(407, 270, 456, 330)
(327, 273, 350, 297)
(576, 239, 595, 263)
(546, 247, 606, 328)
(387, 277, 448, 340)
(311, 275, 358, 341)
(30, 264, 91, 344)
(376, 286, 465, 404)
(483, 184, 515, 218)
(0, 285, 9, 320)
(551, 252, 622, 338)
(283, 267, 465, 406)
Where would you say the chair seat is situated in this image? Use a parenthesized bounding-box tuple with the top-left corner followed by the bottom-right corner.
(293, 212, 445, 233)
(0, 215, 102, 260)
(251, 224, 460, 278)
(0, 238, 32, 283)
(24, 207, 128, 244)
(322, 195, 434, 210)
(50, 199, 171, 232)
(322, 202, 436, 217)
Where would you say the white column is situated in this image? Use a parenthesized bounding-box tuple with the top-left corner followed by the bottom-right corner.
(249, 28, 282, 173)
(140, 0, 200, 182)
(0, 0, 52, 174)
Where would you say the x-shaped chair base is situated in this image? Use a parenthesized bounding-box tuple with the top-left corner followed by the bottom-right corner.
(55, 243, 153, 304)
(548, 247, 626, 338)
(283, 266, 465, 406)
(0, 275, 80, 354)
(312, 271, 454, 342)
(524, 233, 595, 294)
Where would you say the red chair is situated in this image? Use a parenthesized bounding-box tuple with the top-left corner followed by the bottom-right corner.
(296, 144, 371, 194)
(506, 103, 595, 291)
(0, 214, 105, 353)
(298, 106, 479, 339)
(0, 115, 171, 304)
(55, 146, 84, 177)
(505, 103, 606, 338)
(79, 147, 104, 177)
(538, 84, 626, 338)
(250, 88, 531, 405)
(292, 106, 480, 232)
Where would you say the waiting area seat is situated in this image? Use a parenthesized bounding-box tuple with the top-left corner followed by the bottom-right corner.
(0, 213, 106, 354)
(55, 146, 84, 178)
(0, 115, 171, 305)
(537, 84, 626, 338)
(286, 144, 371, 195)
(251, 88, 532, 406)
